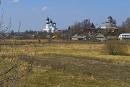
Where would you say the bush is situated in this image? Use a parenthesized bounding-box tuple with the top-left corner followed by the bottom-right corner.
(105, 40, 129, 56)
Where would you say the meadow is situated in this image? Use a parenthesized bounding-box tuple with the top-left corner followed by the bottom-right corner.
(0, 40, 130, 87)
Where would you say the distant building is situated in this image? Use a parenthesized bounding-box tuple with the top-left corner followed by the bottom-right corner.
(43, 17, 57, 33)
(100, 16, 118, 32)
(71, 34, 86, 41)
(95, 33, 106, 41)
(119, 33, 130, 40)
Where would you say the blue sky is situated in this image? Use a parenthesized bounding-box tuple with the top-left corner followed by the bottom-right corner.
(0, 0, 130, 31)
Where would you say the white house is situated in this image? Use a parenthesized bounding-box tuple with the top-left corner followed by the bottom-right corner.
(119, 33, 130, 40)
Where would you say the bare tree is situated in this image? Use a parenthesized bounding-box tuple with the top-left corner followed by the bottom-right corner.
(0, 0, 1, 5)
(120, 17, 130, 33)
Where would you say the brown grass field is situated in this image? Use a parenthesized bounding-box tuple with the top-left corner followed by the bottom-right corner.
(0, 40, 130, 87)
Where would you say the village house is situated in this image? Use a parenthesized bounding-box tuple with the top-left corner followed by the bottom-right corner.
(71, 34, 87, 41)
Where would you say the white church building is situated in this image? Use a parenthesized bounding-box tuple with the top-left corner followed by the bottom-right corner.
(43, 17, 57, 33)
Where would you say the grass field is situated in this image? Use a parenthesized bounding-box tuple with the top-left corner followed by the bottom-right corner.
(0, 40, 130, 87)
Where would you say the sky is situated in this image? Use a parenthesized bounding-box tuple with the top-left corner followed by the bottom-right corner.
(0, 0, 130, 31)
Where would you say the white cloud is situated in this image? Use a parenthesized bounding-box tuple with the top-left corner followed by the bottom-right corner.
(12, 0, 20, 3)
(41, 6, 48, 11)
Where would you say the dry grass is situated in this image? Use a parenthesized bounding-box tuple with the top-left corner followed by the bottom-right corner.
(0, 40, 130, 87)
(105, 40, 129, 56)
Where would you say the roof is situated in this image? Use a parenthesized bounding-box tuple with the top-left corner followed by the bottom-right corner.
(119, 33, 130, 35)
(96, 34, 105, 38)
(72, 34, 86, 38)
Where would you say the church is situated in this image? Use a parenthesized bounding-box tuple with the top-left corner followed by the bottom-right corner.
(43, 17, 57, 33)
(100, 16, 118, 32)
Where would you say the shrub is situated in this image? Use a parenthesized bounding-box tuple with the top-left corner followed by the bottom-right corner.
(105, 40, 129, 56)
